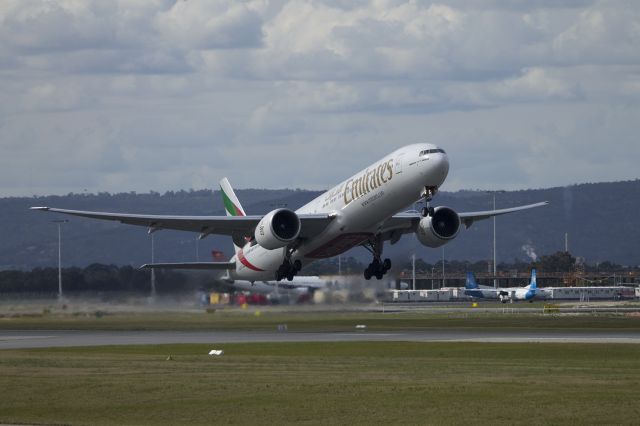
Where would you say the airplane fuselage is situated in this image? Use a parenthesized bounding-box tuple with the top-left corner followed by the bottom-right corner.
(230, 144, 450, 281)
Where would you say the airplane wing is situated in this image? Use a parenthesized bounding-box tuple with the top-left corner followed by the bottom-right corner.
(457, 201, 549, 228)
(379, 201, 548, 242)
(140, 262, 235, 270)
(30, 207, 333, 240)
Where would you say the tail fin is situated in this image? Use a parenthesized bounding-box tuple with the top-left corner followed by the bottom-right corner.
(219, 178, 246, 255)
(220, 178, 246, 217)
(465, 272, 479, 289)
(528, 269, 537, 290)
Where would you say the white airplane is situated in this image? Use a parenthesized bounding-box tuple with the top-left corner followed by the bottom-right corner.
(499, 269, 539, 303)
(32, 144, 547, 283)
(465, 269, 540, 303)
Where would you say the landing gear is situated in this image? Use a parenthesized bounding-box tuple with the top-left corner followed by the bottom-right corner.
(421, 186, 438, 217)
(364, 257, 392, 280)
(276, 258, 302, 282)
(362, 237, 392, 280)
(421, 206, 435, 217)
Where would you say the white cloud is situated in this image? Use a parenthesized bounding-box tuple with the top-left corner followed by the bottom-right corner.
(552, 2, 640, 65)
(0, 0, 638, 196)
(155, 1, 264, 49)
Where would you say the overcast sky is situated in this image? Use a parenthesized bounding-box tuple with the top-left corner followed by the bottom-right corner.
(1, 0, 638, 197)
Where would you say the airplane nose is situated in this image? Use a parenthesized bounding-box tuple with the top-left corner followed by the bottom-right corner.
(432, 153, 449, 186)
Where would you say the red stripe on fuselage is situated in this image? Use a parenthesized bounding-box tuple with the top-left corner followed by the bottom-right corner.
(237, 249, 264, 272)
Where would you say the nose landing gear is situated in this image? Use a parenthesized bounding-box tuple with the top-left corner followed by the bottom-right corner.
(421, 186, 438, 217)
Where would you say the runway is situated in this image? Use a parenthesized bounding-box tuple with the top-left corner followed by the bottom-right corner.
(2, 329, 640, 349)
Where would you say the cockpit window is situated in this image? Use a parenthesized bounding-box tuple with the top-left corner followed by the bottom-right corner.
(419, 148, 446, 156)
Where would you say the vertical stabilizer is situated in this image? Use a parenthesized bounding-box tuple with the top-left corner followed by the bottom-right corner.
(528, 269, 537, 290)
(465, 271, 479, 289)
(220, 178, 246, 217)
(219, 178, 246, 255)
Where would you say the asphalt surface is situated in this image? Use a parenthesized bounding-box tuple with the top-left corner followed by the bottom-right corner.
(2, 329, 640, 349)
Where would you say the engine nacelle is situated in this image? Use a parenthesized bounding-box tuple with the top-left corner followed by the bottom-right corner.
(255, 208, 301, 250)
(416, 206, 461, 248)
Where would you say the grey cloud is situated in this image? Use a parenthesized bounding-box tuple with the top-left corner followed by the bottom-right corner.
(0, 0, 639, 197)
(551, 3, 640, 65)
(0, 1, 262, 76)
(249, 1, 639, 83)
(0, 1, 122, 53)
(155, 1, 264, 49)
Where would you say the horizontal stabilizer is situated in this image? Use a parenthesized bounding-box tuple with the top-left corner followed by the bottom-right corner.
(140, 262, 235, 270)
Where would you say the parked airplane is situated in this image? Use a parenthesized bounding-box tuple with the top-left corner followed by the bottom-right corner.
(32, 144, 547, 282)
(464, 272, 499, 300)
(502, 269, 539, 303)
(465, 269, 539, 303)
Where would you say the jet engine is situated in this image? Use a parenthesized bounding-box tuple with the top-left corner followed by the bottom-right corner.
(255, 208, 301, 250)
(416, 206, 461, 248)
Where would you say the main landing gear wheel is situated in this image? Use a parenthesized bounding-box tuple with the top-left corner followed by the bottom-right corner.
(364, 257, 392, 281)
(276, 259, 302, 282)
(362, 236, 391, 281)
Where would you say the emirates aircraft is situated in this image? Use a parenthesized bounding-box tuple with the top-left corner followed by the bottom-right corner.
(32, 144, 547, 282)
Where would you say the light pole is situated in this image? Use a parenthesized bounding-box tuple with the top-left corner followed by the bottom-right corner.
(150, 233, 156, 296)
(488, 190, 506, 289)
(411, 253, 416, 291)
(53, 219, 68, 300)
(441, 246, 445, 288)
(431, 267, 436, 290)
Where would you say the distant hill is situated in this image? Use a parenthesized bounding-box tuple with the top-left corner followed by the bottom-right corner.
(1, 180, 639, 270)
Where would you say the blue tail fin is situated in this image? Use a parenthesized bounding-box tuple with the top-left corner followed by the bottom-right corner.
(465, 272, 479, 289)
(528, 269, 537, 290)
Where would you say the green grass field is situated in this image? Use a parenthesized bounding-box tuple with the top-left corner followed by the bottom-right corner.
(1, 342, 639, 425)
(2, 310, 640, 424)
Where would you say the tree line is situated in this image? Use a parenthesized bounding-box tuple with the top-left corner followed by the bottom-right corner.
(0, 264, 199, 294)
(1, 252, 636, 294)
(317, 252, 636, 275)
